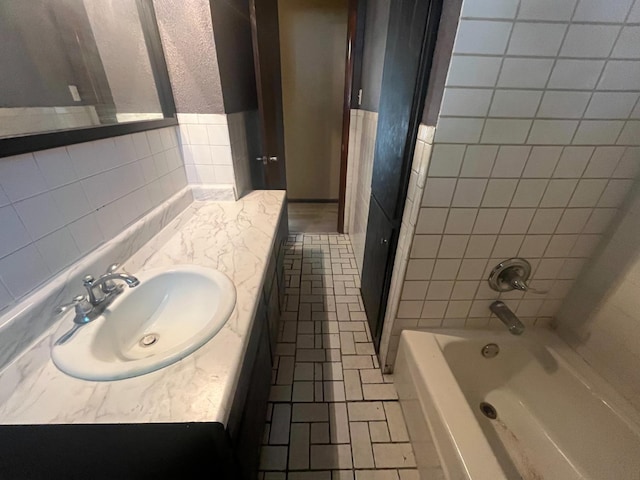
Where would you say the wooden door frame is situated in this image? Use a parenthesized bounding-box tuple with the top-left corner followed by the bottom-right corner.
(337, 0, 364, 233)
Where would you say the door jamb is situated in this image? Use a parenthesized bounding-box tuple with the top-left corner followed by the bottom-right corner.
(337, 0, 363, 233)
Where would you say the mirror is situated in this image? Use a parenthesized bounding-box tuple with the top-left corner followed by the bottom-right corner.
(0, 0, 169, 140)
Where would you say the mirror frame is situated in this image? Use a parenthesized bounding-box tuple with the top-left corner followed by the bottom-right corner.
(0, 0, 177, 159)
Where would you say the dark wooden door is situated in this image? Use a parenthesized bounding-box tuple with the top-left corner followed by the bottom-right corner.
(249, 0, 287, 190)
(361, 196, 394, 349)
(361, 0, 442, 349)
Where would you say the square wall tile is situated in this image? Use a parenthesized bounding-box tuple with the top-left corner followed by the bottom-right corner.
(406, 259, 435, 281)
(612, 26, 640, 59)
(501, 209, 536, 234)
(519, 235, 551, 257)
(618, 121, 640, 145)
(446, 56, 502, 87)
(573, 0, 634, 22)
(454, 20, 512, 54)
(492, 235, 524, 257)
(560, 25, 620, 58)
(422, 178, 456, 207)
(416, 208, 448, 234)
(507, 23, 566, 56)
(465, 235, 497, 257)
(428, 145, 466, 177)
(598, 179, 633, 207)
(585, 93, 639, 120)
(426, 281, 454, 300)
(0, 154, 48, 202)
(573, 121, 624, 145)
(489, 90, 542, 118)
(554, 147, 593, 177)
(438, 235, 469, 258)
(410, 235, 441, 258)
(462, 0, 519, 18)
(498, 58, 554, 88)
(569, 179, 608, 207)
(548, 60, 605, 90)
(482, 119, 531, 144)
(492, 146, 530, 177)
(528, 121, 579, 145)
(522, 147, 562, 177)
(598, 61, 640, 91)
(460, 146, 498, 177)
(537, 92, 591, 119)
(0, 245, 50, 299)
(458, 258, 489, 279)
(452, 179, 488, 207)
(401, 281, 429, 301)
(517, 0, 577, 20)
(583, 147, 626, 177)
(482, 179, 518, 207)
(34, 148, 78, 189)
(511, 180, 548, 207)
(529, 209, 563, 233)
(435, 118, 484, 143)
(445, 209, 477, 234)
(473, 209, 506, 234)
(556, 208, 592, 233)
(540, 179, 578, 207)
(440, 88, 493, 116)
(0, 206, 31, 259)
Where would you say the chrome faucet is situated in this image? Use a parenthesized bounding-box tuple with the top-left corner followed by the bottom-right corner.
(83, 266, 140, 306)
(53, 264, 140, 345)
(490, 300, 525, 335)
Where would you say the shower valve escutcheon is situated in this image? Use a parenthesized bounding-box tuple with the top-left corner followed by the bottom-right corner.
(488, 258, 548, 294)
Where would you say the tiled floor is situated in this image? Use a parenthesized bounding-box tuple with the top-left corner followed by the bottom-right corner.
(288, 202, 339, 233)
(259, 234, 418, 480)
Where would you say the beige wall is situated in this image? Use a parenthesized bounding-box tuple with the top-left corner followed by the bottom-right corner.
(278, 0, 347, 200)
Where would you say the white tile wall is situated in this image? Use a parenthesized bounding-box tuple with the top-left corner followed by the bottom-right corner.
(177, 113, 236, 189)
(380, 0, 640, 371)
(0, 127, 187, 312)
(557, 181, 640, 411)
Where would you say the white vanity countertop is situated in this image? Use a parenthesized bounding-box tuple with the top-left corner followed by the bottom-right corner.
(0, 190, 286, 426)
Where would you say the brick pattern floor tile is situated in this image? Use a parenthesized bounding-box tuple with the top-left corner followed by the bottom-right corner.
(259, 234, 419, 479)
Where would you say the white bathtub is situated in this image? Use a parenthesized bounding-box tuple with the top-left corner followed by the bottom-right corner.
(394, 329, 640, 480)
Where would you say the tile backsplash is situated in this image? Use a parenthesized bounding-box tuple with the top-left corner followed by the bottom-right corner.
(380, 0, 640, 370)
(177, 113, 236, 187)
(0, 127, 187, 313)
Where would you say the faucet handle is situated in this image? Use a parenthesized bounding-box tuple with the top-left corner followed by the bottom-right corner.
(83, 275, 95, 287)
(101, 264, 120, 293)
(55, 295, 92, 316)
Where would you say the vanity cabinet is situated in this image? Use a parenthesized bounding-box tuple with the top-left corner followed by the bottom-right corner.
(0, 207, 288, 480)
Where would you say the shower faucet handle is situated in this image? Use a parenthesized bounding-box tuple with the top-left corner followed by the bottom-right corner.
(488, 258, 548, 294)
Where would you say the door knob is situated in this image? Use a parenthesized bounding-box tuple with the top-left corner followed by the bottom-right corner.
(269, 156, 278, 162)
(256, 156, 268, 165)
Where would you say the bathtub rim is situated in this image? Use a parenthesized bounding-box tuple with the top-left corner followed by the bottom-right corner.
(395, 328, 640, 480)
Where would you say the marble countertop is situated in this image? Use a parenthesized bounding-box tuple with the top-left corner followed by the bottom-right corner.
(0, 190, 286, 425)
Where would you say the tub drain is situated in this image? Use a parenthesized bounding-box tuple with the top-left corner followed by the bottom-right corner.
(480, 402, 497, 419)
(139, 333, 159, 347)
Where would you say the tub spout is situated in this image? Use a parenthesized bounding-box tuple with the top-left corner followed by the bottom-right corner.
(490, 301, 524, 335)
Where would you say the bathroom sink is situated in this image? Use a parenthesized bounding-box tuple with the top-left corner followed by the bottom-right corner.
(51, 266, 236, 381)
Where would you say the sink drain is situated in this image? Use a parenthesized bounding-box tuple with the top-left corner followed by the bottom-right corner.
(139, 333, 159, 347)
(481, 343, 500, 358)
(480, 402, 498, 419)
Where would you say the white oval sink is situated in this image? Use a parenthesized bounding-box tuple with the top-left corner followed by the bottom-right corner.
(51, 266, 236, 381)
